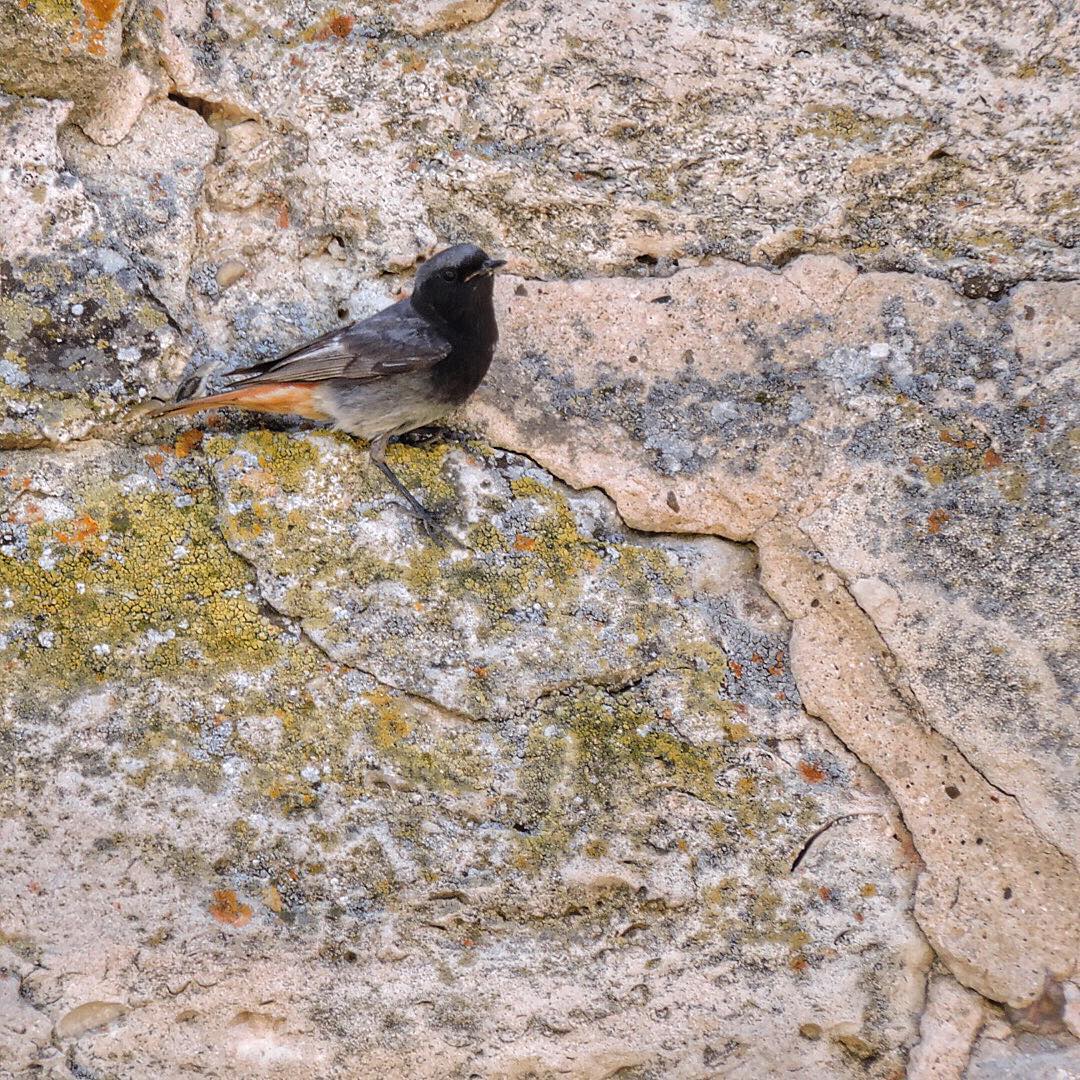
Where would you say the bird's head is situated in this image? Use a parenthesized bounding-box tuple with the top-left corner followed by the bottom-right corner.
(411, 243, 506, 328)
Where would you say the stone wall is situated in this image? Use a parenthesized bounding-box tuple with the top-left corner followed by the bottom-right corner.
(1, 0, 1077, 1076)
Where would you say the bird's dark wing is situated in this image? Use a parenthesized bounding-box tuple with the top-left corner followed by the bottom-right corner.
(228, 299, 451, 385)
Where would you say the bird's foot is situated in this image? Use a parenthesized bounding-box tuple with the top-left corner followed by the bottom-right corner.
(371, 441, 464, 547)
(394, 500, 458, 546)
(393, 426, 476, 448)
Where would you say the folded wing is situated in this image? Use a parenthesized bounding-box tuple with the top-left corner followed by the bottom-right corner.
(227, 299, 451, 385)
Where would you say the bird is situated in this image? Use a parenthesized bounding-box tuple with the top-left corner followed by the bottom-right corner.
(145, 243, 505, 536)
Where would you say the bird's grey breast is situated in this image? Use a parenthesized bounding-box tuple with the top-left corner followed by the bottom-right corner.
(316, 371, 450, 440)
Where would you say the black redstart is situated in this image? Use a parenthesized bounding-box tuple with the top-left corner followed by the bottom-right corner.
(147, 243, 505, 533)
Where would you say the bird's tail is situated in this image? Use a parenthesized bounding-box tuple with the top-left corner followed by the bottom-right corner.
(133, 382, 332, 423)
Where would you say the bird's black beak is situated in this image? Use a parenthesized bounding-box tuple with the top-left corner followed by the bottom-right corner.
(464, 258, 507, 281)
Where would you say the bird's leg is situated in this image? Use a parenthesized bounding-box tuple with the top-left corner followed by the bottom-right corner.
(369, 433, 453, 544)
(392, 425, 475, 448)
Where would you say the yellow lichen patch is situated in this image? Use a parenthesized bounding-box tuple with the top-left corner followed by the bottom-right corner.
(370, 689, 412, 748)
(384, 442, 458, 507)
(351, 690, 489, 792)
(0, 294, 49, 344)
(528, 687, 724, 822)
(799, 104, 914, 143)
(449, 481, 604, 622)
(610, 543, 684, 597)
(675, 639, 730, 707)
(509, 677, 805, 878)
(136, 302, 168, 331)
(22, 0, 79, 23)
(0, 486, 281, 687)
(232, 430, 323, 493)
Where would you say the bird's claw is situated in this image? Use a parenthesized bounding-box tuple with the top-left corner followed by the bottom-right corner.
(395, 501, 458, 547)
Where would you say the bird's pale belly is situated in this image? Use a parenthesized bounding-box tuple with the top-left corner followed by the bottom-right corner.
(316, 373, 452, 440)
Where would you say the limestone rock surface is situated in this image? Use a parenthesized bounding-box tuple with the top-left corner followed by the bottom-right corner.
(1, 0, 1078, 1076)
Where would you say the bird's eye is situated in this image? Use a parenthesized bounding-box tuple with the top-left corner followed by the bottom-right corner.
(441, 268, 456, 282)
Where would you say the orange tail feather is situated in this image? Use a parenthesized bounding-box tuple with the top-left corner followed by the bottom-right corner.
(146, 382, 332, 422)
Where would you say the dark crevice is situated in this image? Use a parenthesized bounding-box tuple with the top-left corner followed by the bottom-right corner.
(790, 812, 881, 872)
(166, 91, 259, 129)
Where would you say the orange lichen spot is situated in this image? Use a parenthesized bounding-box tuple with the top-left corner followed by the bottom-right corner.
(939, 429, 976, 449)
(798, 761, 826, 784)
(10, 500, 44, 524)
(87, 35, 107, 57)
(174, 429, 204, 458)
(728, 660, 743, 679)
(275, 202, 290, 229)
(83, 0, 122, 22)
(767, 650, 784, 676)
(927, 508, 950, 534)
(818, 886, 832, 900)
(982, 448, 1003, 469)
(54, 514, 100, 546)
(328, 12, 355, 36)
(209, 889, 253, 927)
(513, 534, 536, 551)
(788, 955, 808, 971)
(144, 451, 167, 477)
